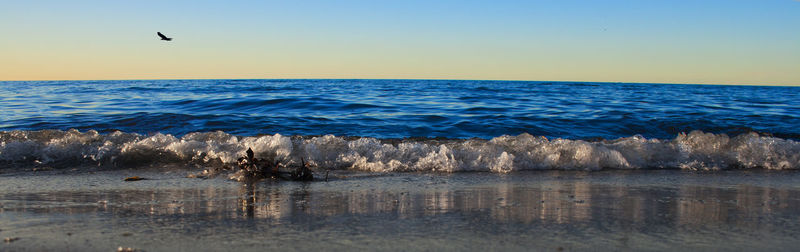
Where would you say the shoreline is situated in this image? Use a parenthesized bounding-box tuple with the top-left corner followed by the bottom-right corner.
(2, 169, 800, 251)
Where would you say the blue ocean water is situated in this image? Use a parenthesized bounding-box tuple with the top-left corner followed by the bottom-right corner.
(3, 79, 799, 139)
(1, 79, 799, 171)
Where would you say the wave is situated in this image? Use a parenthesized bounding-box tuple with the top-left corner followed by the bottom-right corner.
(1, 129, 799, 172)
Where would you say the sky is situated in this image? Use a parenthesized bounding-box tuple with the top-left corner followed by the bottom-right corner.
(1, 0, 798, 85)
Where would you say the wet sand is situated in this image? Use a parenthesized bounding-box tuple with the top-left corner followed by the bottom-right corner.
(2, 168, 800, 251)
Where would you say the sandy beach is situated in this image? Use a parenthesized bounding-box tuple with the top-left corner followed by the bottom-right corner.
(2, 168, 800, 251)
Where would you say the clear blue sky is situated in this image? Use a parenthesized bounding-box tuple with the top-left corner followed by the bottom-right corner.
(1, 0, 798, 85)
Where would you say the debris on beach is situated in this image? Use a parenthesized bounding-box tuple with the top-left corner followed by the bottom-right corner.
(229, 147, 320, 182)
(184, 147, 328, 182)
(234, 147, 278, 179)
(289, 158, 314, 181)
(4, 237, 19, 243)
(123, 176, 145, 181)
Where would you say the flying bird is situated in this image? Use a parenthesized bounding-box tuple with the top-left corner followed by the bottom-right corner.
(157, 32, 172, 41)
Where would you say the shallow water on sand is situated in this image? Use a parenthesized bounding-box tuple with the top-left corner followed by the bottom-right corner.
(2, 169, 800, 251)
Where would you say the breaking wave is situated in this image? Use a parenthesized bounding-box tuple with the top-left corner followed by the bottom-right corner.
(1, 129, 799, 172)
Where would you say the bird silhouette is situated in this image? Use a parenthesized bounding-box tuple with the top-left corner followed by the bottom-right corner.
(157, 32, 172, 41)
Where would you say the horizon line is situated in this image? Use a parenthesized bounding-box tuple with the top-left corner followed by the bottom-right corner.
(0, 77, 796, 87)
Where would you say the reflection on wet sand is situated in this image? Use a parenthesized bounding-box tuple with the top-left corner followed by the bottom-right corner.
(4, 177, 799, 232)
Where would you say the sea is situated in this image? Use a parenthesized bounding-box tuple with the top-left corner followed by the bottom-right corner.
(1, 79, 799, 172)
(3, 79, 800, 251)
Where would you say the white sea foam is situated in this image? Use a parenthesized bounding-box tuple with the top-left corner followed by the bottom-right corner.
(1, 129, 799, 172)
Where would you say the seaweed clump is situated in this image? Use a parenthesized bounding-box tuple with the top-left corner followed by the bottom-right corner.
(232, 147, 317, 182)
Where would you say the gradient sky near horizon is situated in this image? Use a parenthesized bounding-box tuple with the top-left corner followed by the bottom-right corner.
(1, 0, 798, 85)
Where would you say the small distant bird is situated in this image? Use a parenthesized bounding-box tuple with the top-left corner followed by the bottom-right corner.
(157, 32, 172, 41)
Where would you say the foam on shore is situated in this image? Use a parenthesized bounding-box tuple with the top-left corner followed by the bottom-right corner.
(2, 129, 798, 172)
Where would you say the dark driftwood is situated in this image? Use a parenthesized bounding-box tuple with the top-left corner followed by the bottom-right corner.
(237, 148, 317, 181)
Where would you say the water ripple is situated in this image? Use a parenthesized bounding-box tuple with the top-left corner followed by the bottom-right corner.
(1, 79, 799, 140)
